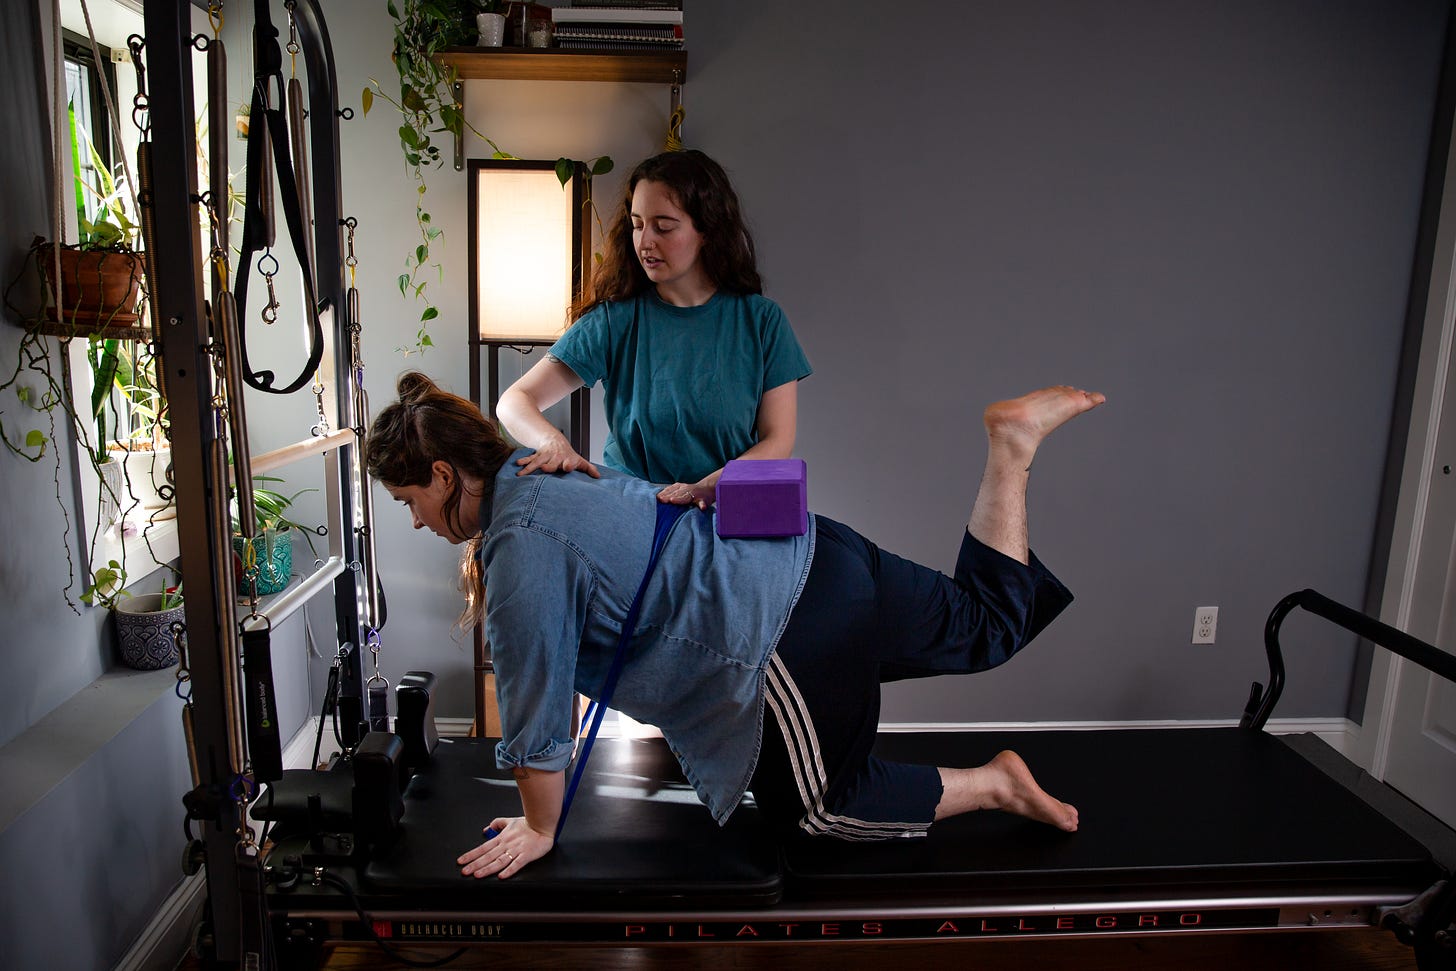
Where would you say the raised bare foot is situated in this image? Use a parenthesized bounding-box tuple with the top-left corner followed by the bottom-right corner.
(983, 750, 1080, 832)
(984, 385, 1106, 470)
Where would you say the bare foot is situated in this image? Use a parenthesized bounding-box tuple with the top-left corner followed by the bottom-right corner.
(984, 386, 1106, 470)
(936, 751, 1080, 831)
(986, 750, 1079, 831)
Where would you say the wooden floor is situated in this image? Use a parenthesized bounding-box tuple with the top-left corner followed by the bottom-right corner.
(179, 927, 1421, 970)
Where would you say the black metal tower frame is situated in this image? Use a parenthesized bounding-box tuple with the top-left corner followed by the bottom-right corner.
(141, 2, 363, 965)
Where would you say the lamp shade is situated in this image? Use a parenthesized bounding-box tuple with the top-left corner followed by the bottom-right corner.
(471, 161, 582, 342)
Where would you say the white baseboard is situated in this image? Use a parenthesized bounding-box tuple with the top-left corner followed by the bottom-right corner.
(437, 716, 475, 737)
(116, 718, 343, 971)
(114, 871, 206, 971)
(879, 717, 1357, 753)
(443, 713, 1357, 748)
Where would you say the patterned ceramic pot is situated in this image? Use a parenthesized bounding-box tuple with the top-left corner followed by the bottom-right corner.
(114, 593, 185, 670)
(233, 528, 293, 596)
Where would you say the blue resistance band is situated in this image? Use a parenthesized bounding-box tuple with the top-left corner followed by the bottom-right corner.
(553, 502, 688, 840)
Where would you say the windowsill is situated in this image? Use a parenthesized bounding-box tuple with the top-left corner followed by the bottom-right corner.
(92, 512, 180, 590)
(0, 666, 176, 833)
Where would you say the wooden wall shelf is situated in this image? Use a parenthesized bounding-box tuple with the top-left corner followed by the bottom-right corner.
(439, 47, 687, 84)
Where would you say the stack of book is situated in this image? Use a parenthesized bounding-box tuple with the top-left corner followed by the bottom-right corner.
(550, 2, 685, 52)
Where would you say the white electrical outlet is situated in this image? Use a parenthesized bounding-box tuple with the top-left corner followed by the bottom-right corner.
(1192, 606, 1218, 644)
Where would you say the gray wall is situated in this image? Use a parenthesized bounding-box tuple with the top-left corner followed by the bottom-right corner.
(0, 4, 196, 968)
(336, 0, 1449, 723)
(0, 1, 1447, 964)
(2, 1, 110, 750)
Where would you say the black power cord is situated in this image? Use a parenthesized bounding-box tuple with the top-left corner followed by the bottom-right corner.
(312, 869, 467, 968)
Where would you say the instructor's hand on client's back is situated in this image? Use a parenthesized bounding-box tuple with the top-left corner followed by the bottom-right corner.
(514, 436, 600, 478)
(458, 817, 554, 879)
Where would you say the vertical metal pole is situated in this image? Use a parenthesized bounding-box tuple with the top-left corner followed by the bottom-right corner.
(569, 387, 590, 456)
(453, 81, 466, 172)
(142, 0, 244, 963)
(294, 0, 366, 748)
(487, 343, 501, 419)
(570, 163, 589, 457)
(468, 162, 482, 408)
(475, 342, 502, 737)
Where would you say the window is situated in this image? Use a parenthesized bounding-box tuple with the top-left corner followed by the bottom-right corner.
(61, 26, 178, 582)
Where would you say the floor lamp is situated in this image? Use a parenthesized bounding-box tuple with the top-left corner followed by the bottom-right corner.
(467, 158, 589, 736)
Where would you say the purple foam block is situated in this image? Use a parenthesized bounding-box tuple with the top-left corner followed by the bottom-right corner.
(716, 458, 808, 538)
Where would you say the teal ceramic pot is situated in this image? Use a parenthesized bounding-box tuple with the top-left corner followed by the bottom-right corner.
(233, 528, 294, 596)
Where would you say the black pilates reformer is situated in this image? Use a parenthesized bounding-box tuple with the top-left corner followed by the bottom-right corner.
(251, 590, 1456, 969)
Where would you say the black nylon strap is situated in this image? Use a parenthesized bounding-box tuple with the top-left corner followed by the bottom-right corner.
(242, 624, 284, 783)
(233, 0, 325, 395)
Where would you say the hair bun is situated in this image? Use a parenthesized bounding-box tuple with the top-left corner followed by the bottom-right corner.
(396, 371, 438, 405)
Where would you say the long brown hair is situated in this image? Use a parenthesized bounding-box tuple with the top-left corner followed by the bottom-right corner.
(365, 371, 514, 628)
(573, 149, 762, 319)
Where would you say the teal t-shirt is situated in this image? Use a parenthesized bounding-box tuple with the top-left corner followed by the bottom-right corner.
(548, 290, 812, 484)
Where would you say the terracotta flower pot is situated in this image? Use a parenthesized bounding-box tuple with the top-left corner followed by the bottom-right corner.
(35, 243, 147, 339)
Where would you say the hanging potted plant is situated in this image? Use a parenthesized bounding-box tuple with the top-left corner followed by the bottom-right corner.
(1, 133, 160, 611)
(361, 0, 612, 356)
(0, 16, 175, 615)
(231, 475, 318, 597)
(34, 132, 148, 341)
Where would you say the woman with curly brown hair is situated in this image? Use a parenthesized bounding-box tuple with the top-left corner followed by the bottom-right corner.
(496, 150, 812, 508)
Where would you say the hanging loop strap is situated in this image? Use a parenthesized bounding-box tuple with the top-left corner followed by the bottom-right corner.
(555, 503, 689, 840)
(232, 0, 325, 395)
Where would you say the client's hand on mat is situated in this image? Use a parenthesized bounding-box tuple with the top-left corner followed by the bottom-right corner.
(457, 816, 554, 880)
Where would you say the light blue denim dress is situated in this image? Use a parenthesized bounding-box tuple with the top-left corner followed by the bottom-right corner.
(481, 453, 815, 824)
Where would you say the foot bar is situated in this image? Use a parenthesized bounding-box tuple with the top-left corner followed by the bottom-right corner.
(1242, 589, 1456, 730)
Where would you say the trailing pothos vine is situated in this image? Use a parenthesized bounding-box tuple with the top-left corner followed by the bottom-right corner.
(364, 0, 612, 356)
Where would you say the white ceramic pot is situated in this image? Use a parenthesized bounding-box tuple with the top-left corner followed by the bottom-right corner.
(121, 445, 176, 520)
(98, 456, 123, 529)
